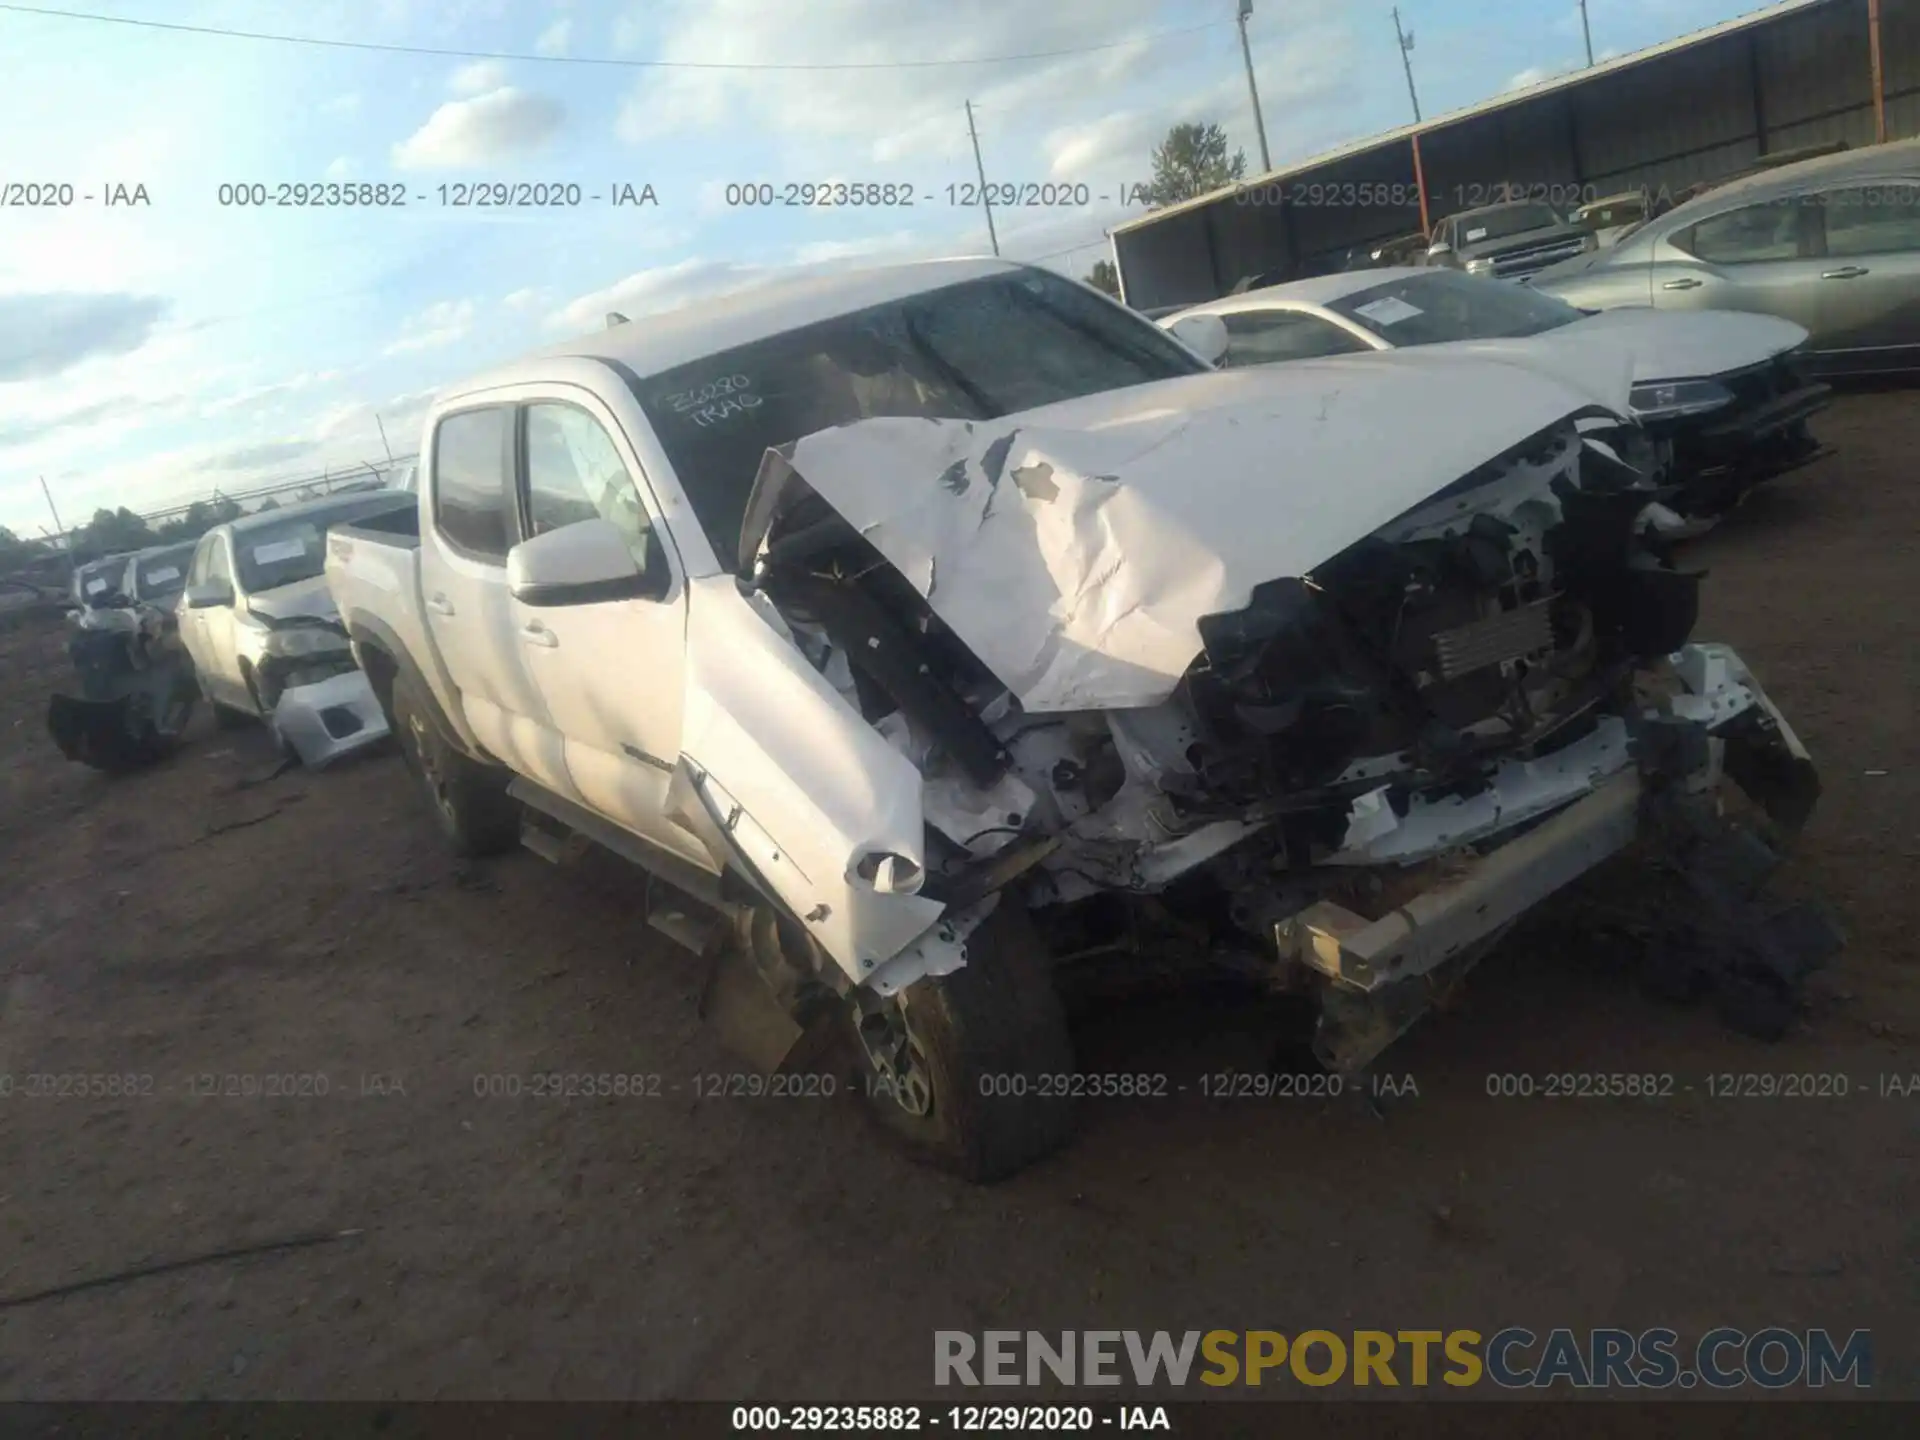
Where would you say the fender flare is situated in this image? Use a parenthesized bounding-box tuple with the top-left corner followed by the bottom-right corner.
(343, 611, 485, 763)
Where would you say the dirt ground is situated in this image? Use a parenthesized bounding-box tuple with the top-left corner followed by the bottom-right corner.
(0, 392, 1915, 1405)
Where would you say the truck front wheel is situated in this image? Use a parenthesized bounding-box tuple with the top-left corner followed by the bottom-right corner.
(390, 670, 519, 857)
(849, 902, 1076, 1183)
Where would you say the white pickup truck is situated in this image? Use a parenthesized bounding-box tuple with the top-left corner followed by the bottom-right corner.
(327, 257, 1834, 1180)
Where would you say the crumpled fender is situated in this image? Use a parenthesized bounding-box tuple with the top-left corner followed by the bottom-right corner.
(676, 576, 945, 983)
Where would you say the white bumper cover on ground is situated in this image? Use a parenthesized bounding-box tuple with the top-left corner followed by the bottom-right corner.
(271, 669, 391, 769)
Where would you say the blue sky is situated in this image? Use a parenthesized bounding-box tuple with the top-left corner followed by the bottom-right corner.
(0, 0, 1769, 533)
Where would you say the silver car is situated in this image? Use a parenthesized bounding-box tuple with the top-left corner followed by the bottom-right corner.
(1531, 138, 1920, 375)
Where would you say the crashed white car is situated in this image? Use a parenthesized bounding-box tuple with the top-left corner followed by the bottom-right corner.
(177, 493, 400, 767)
(328, 258, 1834, 1181)
(1162, 267, 1832, 531)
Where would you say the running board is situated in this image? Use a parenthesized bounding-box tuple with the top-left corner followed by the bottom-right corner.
(505, 777, 729, 910)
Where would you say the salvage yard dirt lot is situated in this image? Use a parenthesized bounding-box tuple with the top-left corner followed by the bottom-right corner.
(1, 392, 1916, 1404)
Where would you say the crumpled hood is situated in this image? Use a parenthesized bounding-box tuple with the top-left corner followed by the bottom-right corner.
(761, 358, 1611, 713)
(246, 574, 340, 625)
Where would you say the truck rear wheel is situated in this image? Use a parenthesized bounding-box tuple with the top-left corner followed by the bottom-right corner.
(390, 670, 519, 858)
(849, 902, 1076, 1183)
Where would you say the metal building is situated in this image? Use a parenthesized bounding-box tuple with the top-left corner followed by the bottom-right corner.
(1111, 0, 1918, 310)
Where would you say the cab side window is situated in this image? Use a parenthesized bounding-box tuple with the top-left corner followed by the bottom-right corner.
(433, 406, 515, 560)
(523, 402, 667, 588)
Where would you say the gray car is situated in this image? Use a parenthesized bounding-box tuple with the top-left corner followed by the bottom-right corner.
(1426, 200, 1597, 282)
(1530, 138, 1920, 375)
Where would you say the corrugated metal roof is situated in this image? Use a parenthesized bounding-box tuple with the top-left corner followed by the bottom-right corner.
(1113, 0, 1837, 237)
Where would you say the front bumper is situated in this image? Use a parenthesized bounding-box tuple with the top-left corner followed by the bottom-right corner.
(1276, 642, 1828, 1069)
(270, 669, 391, 769)
(1659, 374, 1833, 517)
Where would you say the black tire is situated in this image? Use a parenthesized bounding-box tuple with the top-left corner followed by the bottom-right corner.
(390, 669, 520, 858)
(849, 900, 1076, 1183)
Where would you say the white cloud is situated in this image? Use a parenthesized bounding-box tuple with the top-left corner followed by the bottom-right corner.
(383, 299, 477, 355)
(1506, 60, 1581, 91)
(450, 59, 509, 96)
(0, 293, 170, 382)
(501, 286, 546, 311)
(392, 88, 565, 169)
(535, 18, 573, 57)
(325, 155, 356, 181)
(200, 370, 343, 419)
(546, 258, 774, 334)
(789, 230, 930, 266)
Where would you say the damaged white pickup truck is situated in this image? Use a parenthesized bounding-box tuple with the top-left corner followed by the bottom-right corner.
(328, 258, 1837, 1180)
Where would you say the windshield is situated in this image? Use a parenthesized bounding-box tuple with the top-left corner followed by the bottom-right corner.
(1457, 203, 1564, 243)
(235, 495, 400, 593)
(631, 270, 1205, 564)
(1328, 269, 1583, 345)
(133, 545, 194, 602)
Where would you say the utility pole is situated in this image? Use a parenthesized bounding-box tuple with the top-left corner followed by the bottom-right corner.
(1237, 1, 1272, 173)
(375, 413, 394, 462)
(964, 100, 999, 257)
(1579, 0, 1594, 65)
(39, 476, 68, 552)
(1393, 6, 1421, 123)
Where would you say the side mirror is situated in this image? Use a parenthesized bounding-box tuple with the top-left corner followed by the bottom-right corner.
(508, 516, 665, 606)
(1426, 240, 1453, 259)
(185, 579, 234, 609)
(1166, 312, 1230, 367)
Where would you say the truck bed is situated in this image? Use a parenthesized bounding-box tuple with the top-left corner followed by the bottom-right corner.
(325, 503, 431, 705)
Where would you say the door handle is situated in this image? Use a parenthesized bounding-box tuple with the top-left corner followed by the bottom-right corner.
(1661, 277, 1703, 291)
(1820, 265, 1869, 279)
(425, 594, 455, 617)
(520, 622, 558, 648)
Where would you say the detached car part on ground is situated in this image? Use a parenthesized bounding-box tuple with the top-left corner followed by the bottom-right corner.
(1161, 267, 1832, 532)
(330, 260, 1836, 1183)
(177, 494, 401, 770)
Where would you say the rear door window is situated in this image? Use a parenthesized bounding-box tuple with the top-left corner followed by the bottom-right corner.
(431, 407, 515, 560)
(1817, 181, 1920, 257)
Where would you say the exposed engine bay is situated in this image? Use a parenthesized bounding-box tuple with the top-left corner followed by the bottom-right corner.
(727, 382, 1832, 1072)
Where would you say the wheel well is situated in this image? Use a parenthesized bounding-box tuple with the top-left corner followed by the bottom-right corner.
(358, 641, 399, 721)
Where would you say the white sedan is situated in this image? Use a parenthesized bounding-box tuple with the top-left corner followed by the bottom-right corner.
(1160, 267, 1832, 526)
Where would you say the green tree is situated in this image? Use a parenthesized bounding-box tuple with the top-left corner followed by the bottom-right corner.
(1085, 259, 1121, 297)
(0, 524, 42, 571)
(78, 506, 155, 556)
(1145, 122, 1246, 208)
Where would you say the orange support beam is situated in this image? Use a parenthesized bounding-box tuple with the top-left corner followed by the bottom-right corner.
(1869, 0, 1887, 143)
(1411, 129, 1431, 237)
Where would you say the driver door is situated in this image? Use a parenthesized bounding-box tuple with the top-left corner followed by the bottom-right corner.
(509, 394, 701, 865)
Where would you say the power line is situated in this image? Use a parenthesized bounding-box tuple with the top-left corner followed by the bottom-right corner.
(0, 4, 1231, 72)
